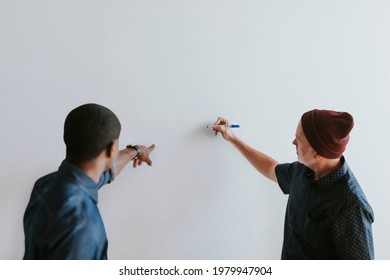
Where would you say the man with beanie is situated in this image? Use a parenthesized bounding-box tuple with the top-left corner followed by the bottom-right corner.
(212, 109, 374, 259)
(23, 103, 155, 259)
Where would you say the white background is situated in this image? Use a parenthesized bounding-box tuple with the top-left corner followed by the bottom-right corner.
(1, 0, 389, 259)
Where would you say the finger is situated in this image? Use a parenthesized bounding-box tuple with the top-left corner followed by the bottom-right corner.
(212, 125, 221, 130)
(212, 125, 225, 132)
(149, 144, 156, 151)
(213, 117, 222, 125)
(138, 160, 143, 166)
(212, 124, 223, 136)
(133, 159, 137, 168)
(214, 117, 228, 126)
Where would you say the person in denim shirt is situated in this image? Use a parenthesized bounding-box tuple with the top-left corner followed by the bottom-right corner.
(24, 103, 155, 260)
(212, 109, 374, 259)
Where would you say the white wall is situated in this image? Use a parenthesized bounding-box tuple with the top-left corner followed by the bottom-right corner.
(1, 0, 389, 259)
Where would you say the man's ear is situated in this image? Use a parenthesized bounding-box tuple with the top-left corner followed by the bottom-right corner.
(105, 141, 115, 158)
(311, 147, 320, 158)
(314, 151, 324, 160)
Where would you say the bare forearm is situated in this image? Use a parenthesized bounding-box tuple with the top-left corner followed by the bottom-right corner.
(115, 144, 156, 176)
(115, 148, 137, 176)
(230, 136, 278, 182)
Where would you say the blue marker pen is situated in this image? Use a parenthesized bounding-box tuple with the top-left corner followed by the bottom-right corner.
(206, 124, 240, 128)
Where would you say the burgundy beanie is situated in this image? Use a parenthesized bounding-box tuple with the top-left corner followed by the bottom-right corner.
(301, 109, 354, 159)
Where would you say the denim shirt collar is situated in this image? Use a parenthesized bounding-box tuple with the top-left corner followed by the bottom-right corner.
(58, 160, 99, 203)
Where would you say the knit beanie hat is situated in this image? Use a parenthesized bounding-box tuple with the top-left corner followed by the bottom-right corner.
(301, 109, 354, 159)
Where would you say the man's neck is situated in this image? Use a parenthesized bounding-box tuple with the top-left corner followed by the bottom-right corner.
(311, 158, 342, 181)
(68, 159, 106, 183)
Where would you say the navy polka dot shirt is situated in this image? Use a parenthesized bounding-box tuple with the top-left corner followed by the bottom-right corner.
(275, 157, 374, 259)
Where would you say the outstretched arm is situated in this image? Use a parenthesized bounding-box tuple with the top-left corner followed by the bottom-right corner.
(212, 117, 278, 182)
(115, 144, 156, 176)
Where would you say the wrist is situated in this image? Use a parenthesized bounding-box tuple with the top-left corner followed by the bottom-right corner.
(126, 145, 142, 160)
(228, 134, 238, 143)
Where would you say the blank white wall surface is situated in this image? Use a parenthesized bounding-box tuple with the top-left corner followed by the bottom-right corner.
(1, 0, 389, 259)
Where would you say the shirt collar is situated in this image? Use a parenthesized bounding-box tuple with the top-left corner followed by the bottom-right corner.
(58, 160, 99, 203)
(305, 156, 349, 188)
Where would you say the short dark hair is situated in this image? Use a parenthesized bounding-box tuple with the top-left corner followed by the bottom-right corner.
(64, 103, 121, 162)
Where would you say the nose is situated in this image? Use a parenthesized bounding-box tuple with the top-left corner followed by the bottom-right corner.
(292, 138, 297, 146)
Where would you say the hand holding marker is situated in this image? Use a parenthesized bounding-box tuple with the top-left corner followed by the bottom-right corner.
(208, 117, 239, 141)
(206, 124, 240, 128)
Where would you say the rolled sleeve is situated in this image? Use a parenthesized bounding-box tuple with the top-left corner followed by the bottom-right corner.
(97, 164, 116, 189)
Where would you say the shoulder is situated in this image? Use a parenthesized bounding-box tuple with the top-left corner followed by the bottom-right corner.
(275, 161, 308, 194)
(276, 161, 307, 178)
(340, 170, 370, 204)
(335, 171, 374, 222)
(31, 173, 92, 216)
(32, 172, 56, 193)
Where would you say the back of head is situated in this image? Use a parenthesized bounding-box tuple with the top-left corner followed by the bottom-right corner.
(301, 109, 354, 159)
(64, 103, 121, 163)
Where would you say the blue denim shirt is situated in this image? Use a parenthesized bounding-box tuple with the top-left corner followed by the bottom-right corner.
(23, 160, 115, 260)
(275, 157, 374, 259)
